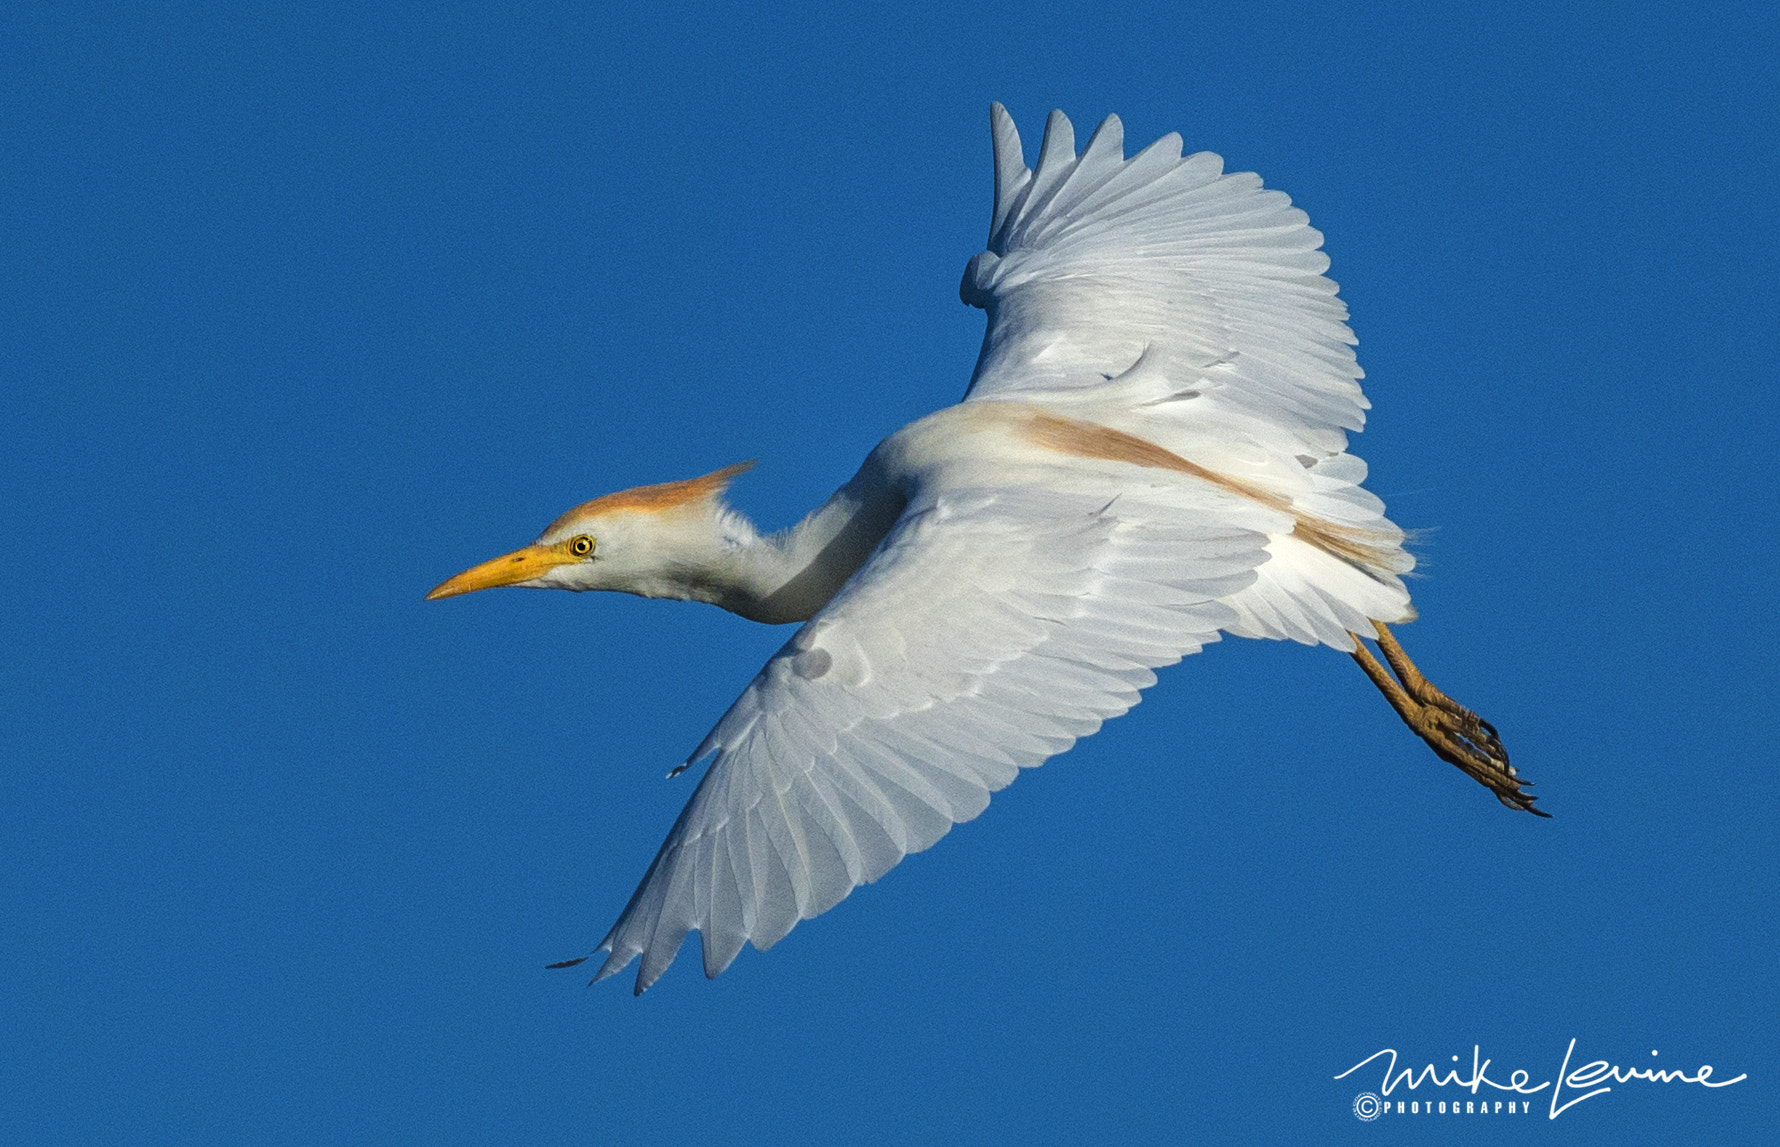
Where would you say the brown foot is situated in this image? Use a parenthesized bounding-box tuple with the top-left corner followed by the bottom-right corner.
(1349, 621, 1549, 817)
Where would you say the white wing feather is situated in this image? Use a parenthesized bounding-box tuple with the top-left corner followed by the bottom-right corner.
(959, 105, 1414, 643)
(961, 104, 1366, 454)
(592, 484, 1283, 992)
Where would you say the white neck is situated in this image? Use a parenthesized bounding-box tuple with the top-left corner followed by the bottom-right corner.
(593, 463, 906, 625)
(723, 468, 908, 624)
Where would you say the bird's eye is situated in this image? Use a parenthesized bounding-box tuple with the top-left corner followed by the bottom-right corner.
(568, 535, 596, 557)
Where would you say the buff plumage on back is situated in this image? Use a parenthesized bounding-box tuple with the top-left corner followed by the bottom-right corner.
(544, 461, 755, 535)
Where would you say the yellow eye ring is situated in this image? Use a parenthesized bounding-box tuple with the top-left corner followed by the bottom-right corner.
(568, 535, 596, 557)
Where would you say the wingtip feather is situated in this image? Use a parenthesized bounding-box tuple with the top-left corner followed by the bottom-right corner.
(1034, 109, 1076, 180)
(989, 101, 1029, 240)
(1082, 112, 1125, 161)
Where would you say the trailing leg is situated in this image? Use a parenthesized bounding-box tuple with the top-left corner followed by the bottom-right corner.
(1349, 621, 1547, 817)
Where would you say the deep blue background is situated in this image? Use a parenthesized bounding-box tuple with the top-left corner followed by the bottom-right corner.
(5, 2, 1774, 1141)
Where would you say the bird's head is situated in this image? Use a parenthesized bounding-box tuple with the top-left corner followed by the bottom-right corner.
(425, 461, 755, 601)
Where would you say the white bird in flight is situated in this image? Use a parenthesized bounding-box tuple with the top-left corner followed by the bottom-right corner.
(429, 105, 1544, 994)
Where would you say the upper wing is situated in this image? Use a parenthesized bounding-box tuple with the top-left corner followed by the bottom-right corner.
(961, 105, 1366, 453)
(588, 481, 1286, 992)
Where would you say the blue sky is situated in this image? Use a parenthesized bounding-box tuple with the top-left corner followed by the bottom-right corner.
(5, 2, 1774, 1142)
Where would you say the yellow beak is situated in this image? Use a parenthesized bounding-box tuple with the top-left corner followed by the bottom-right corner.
(426, 544, 580, 600)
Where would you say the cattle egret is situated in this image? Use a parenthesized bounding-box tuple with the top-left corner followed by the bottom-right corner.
(429, 105, 1544, 994)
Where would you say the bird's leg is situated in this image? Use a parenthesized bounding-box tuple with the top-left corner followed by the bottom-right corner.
(1349, 621, 1548, 817)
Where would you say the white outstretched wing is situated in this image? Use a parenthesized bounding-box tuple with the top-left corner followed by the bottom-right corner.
(961, 105, 1366, 453)
(587, 482, 1286, 992)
